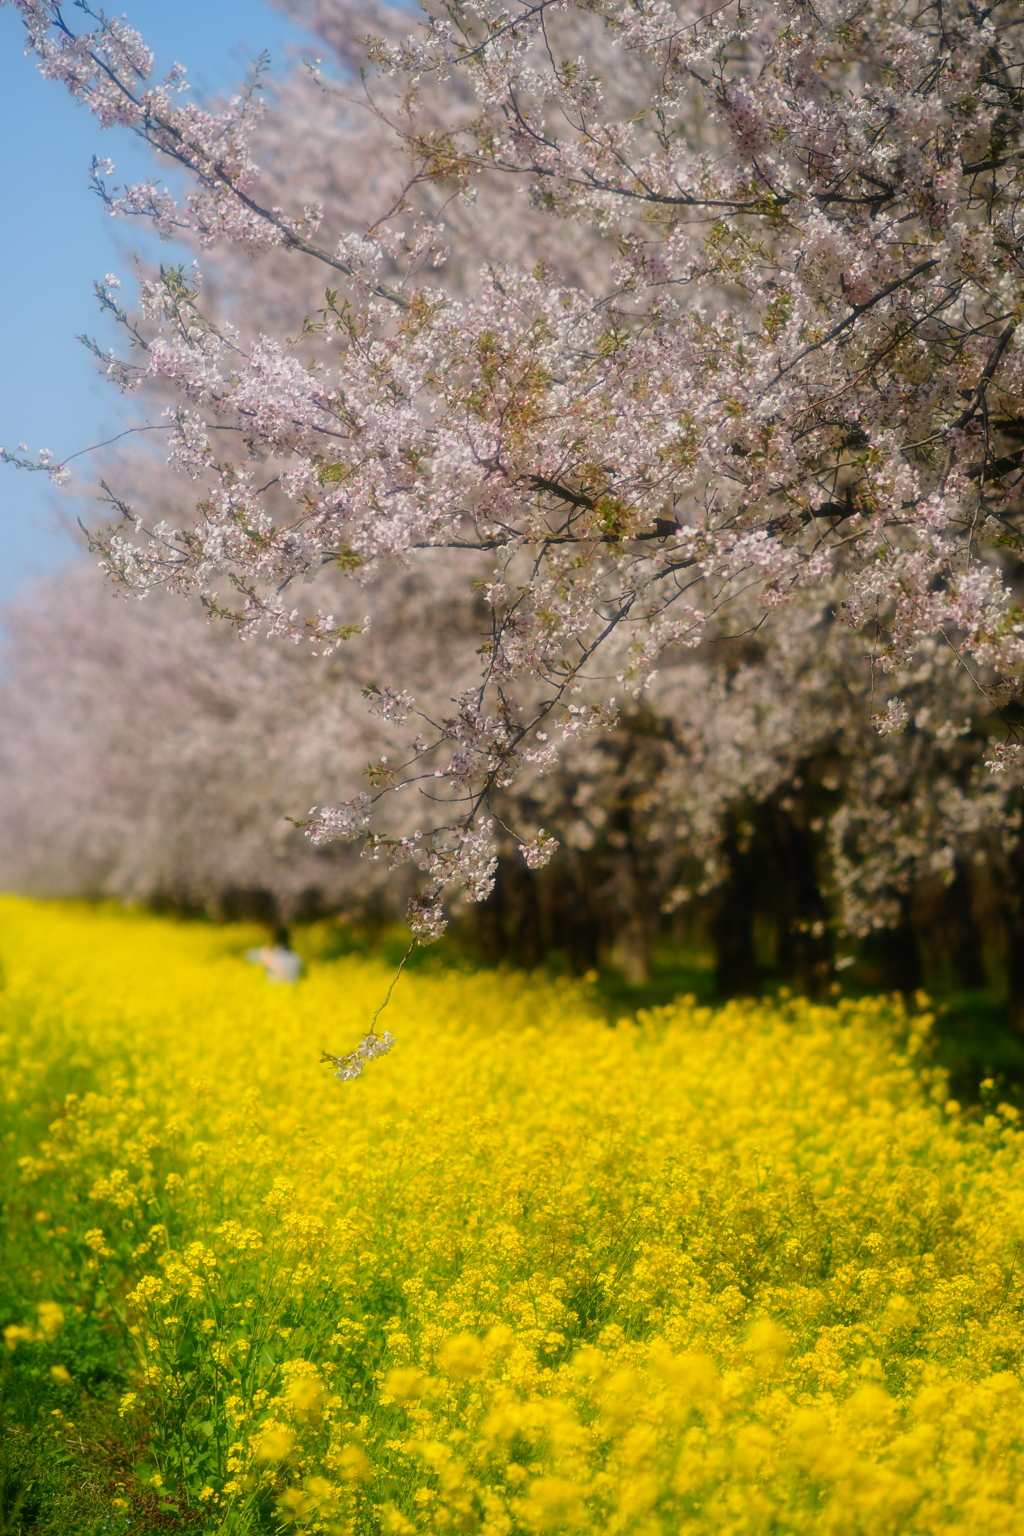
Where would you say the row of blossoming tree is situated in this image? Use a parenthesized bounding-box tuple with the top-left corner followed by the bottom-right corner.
(2, 0, 1024, 1011)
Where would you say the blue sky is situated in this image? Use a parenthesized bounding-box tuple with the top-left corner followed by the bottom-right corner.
(0, 1, 318, 603)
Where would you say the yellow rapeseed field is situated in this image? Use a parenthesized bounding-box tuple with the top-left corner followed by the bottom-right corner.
(3, 895, 1024, 1535)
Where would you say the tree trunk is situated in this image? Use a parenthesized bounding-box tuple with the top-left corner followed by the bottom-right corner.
(945, 866, 987, 991)
(871, 904, 922, 995)
(765, 790, 831, 997)
(609, 913, 651, 985)
(1004, 853, 1024, 1033)
(712, 826, 759, 996)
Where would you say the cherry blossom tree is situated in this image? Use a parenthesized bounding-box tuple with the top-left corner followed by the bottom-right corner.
(0, 551, 484, 928)
(3, 0, 1024, 968)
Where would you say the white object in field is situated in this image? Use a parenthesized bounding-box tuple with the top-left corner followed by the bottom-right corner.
(245, 945, 303, 983)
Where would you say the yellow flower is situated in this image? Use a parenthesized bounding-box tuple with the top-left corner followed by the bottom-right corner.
(436, 1333, 486, 1381)
(335, 1444, 372, 1483)
(253, 1426, 297, 1462)
(384, 1367, 428, 1403)
(35, 1302, 64, 1339)
(285, 1373, 325, 1423)
(8, 896, 1024, 1536)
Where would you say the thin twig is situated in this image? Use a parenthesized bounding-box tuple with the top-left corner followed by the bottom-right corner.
(370, 939, 416, 1033)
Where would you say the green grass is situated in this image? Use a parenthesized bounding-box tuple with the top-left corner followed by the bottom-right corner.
(0, 1311, 130, 1535)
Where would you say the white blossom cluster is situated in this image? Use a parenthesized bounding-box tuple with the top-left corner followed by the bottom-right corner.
(320, 1031, 395, 1083)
